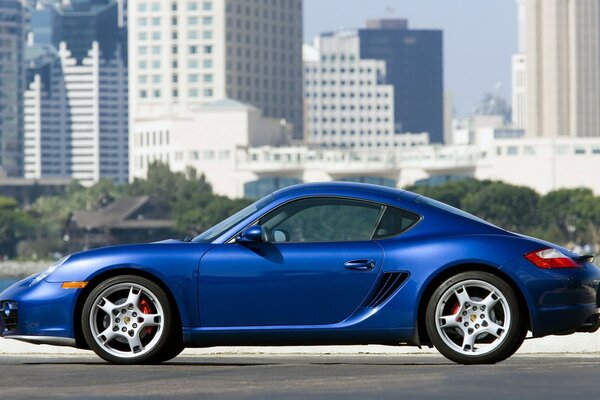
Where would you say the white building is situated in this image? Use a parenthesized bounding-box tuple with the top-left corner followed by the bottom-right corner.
(526, 0, 600, 138)
(24, 41, 129, 185)
(511, 54, 526, 129)
(128, 0, 303, 139)
(476, 137, 600, 194)
(130, 98, 291, 198)
(303, 34, 429, 149)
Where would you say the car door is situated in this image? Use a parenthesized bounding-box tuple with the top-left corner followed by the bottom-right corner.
(198, 197, 385, 327)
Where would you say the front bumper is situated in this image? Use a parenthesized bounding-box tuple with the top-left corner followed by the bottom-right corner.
(0, 276, 79, 346)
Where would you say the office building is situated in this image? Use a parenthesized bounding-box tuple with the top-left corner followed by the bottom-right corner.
(0, 0, 27, 177)
(303, 36, 429, 149)
(24, 0, 128, 184)
(359, 19, 444, 143)
(526, 0, 600, 137)
(128, 0, 303, 140)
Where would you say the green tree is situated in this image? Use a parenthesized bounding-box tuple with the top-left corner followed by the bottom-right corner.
(406, 179, 492, 208)
(461, 182, 540, 233)
(0, 197, 34, 257)
(538, 188, 597, 245)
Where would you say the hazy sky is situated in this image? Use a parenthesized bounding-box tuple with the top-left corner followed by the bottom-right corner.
(304, 0, 518, 118)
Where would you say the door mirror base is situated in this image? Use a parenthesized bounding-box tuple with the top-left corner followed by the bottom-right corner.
(236, 225, 264, 244)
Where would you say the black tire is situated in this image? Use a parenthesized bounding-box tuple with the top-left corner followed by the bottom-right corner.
(425, 271, 527, 364)
(81, 275, 183, 364)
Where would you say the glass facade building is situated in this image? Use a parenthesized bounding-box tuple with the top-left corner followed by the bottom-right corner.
(0, 0, 26, 177)
(358, 20, 444, 144)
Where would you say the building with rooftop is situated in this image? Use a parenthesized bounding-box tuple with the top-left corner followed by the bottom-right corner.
(24, 0, 128, 185)
(128, 0, 303, 139)
(0, 0, 27, 177)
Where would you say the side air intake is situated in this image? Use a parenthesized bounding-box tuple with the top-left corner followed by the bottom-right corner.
(366, 272, 409, 308)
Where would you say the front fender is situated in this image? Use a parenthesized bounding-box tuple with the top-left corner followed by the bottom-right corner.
(45, 243, 213, 327)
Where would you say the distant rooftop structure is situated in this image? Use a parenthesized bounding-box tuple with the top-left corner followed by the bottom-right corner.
(365, 19, 408, 30)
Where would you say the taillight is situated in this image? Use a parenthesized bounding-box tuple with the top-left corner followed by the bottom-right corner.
(524, 247, 581, 269)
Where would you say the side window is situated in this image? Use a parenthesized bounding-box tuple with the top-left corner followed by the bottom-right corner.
(372, 206, 420, 239)
(260, 198, 383, 243)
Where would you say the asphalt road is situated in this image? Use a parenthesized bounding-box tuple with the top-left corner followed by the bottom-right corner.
(0, 353, 599, 399)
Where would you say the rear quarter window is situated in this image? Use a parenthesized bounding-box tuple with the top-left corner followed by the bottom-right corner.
(372, 206, 421, 239)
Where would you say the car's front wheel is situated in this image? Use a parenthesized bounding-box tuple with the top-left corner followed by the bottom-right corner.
(425, 271, 527, 364)
(82, 275, 183, 364)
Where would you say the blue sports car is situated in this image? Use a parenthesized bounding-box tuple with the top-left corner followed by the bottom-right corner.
(1, 182, 599, 364)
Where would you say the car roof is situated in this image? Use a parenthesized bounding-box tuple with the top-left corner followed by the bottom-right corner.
(272, 181, 407, 202)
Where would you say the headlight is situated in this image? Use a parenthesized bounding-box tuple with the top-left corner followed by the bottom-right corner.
(30, 256, 70, 286)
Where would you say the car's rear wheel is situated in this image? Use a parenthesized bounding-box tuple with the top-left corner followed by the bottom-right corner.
(82, 275, 183, 364)
(425, 271, 526, 364)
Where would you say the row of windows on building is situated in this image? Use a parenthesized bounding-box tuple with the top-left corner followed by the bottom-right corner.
(138, 55, 212, 70)
(137, 130, 171, 147)
(311, 130, 399, 136)
(310, 104, 391, 111)
(138, 42, 213, 55)
(135, 149, 231, 168)
(139, 88, 213, 98)
(139, 73, 213, 84)
(138, 1, 212, 12)
(306, 92, 391, 99)
(225, 18, 299, 36)
(306, 80, 386, 87)
(311, 117, 391, 124)
(305, 67, 378, 75)
(318, 142, 424, 149)
(495, 145, 600, 156)
(138, 16, 214, 27)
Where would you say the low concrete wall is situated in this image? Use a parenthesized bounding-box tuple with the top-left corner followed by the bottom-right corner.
(1, 333, 599, 356)
(0, 261, 47, 279)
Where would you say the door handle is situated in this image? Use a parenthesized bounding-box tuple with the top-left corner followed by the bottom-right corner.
(344, 259, 376, 271)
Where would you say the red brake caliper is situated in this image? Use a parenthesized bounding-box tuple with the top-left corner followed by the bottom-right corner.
(451, 302, 461, 322)
(139, 298, 154, 335)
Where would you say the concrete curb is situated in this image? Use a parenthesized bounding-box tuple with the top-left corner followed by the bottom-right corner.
(1, 333, 600, 356)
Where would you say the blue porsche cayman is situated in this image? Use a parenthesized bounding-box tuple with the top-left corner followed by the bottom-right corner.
(1, 182, 599, 364)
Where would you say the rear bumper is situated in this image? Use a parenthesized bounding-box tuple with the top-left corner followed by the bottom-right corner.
(506, 259, 600, 337)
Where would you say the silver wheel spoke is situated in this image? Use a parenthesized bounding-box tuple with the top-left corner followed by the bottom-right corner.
(439, 314, 460, 328)
(97, 297, 117, 315)
(140, 313, 162, 328)
(454, 286, 471, 307)
(462, 331, 477, 352)
(483, 321, 505, 338)
(127, 333, 144, 354)
(126, 287, 142, 308)
(97, 326, 117, 344)
(482, 291, 500, 309)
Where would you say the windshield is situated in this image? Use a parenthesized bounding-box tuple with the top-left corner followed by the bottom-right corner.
(193, 195, 273, 242)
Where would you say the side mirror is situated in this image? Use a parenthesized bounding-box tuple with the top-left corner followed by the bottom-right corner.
(237, 225, 264, 244)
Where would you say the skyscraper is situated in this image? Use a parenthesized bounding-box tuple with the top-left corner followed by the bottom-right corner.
(358, 19, 444, 143)
(128, 0, 303, 139)
(0, 0, 27, 177)
(24, 0, 129, 184)
(526, 0, 600, 138)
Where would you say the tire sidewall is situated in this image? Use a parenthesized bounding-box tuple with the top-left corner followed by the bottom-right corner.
(81, 275, 174, 364)
(425, 271, 525, 364)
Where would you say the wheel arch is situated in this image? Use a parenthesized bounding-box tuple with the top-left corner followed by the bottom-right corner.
(415, 262, 532, 347)
(73, 267, 183, 349)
